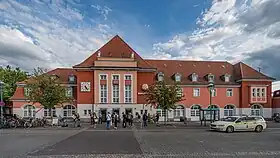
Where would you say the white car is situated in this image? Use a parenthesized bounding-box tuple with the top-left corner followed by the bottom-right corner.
(210, 116, 267, 133)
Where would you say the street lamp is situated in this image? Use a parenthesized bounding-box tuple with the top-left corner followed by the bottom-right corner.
(207, 81, 215, 122)
(0, 80, 4, 128)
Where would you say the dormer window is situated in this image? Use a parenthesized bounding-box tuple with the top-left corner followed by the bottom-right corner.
(157, 72, 164, 82)
(68, 74, 75, 83)
(175, 73, 181, 82)
(224, 74, 231, 82)
(208, 74, 215, 82)
(51, 74, 58, 80)
(191, 73, 198, 82)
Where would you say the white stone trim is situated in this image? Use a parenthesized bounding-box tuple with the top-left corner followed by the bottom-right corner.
(111, 74, 120, 103)
(99, 73, 108, 103)
(123, 74, 133, 103)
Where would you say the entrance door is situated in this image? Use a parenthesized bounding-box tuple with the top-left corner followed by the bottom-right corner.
(113, 108, 120, 115)
(100, 108, 107, 122)
(125, 108, 132, 115)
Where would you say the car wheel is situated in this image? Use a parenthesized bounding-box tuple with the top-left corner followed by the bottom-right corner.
(255, 125, 263, 133)
(226, 126, 234, 133)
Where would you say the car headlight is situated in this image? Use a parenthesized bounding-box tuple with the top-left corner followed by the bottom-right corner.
(217, 125, 225, 127)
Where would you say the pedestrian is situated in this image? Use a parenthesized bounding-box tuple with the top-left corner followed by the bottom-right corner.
(156, 113, 160, 126)
(72, 113, 77, 127)
(99, 112, 102, 124)
(76, 112, 81, 127)
(143, 112, 148, 127)
(113, 112, 119, 130)
(90, 112, 94, 125)
(92, 112, 97, 128)
(106, 112, 111, 130)
(122, 112, 127, 128)
(127, 113, 132, 127)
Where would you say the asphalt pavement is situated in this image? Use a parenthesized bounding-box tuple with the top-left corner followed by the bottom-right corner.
(1, 122, 280, 158)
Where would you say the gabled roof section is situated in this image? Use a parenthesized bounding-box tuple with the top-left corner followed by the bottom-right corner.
(73, 35, 155, 69)
(233, 62, 275, 81)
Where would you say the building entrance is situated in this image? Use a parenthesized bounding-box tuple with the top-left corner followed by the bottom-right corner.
(100, 108, 107, 122)
(112, 108, 120, 115)
(125, 108, 132, 115)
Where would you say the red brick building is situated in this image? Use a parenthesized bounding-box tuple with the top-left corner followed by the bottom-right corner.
(272, 90, 280, 114)
(10, 35, 275, 121)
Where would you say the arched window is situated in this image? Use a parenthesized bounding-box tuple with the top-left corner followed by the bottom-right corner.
(251, 104, 262, 116)
(23, 105, 36, 117)
(191, 105, 201, 116)
(208, 105, 219, 109)
(44, 107, 56, 117)
(63, 105, 76, 117)
(174, 105, 184, 117)
(224, 105, 235, 117)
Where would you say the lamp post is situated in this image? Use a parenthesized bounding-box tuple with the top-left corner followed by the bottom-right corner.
(207, 81, 215, 122)
(0, 80, 4, 128)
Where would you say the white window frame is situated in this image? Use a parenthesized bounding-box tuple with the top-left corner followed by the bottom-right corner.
(251, 104, 262, 116)
(256, 88, 260, 97)
(224, 75, 230, 82)
(193, 88, 200, 97)
(191, 73, 198, 82)
(156, 109, 166, 117)
(208, 74, 215, 82)
(157, 72, 164, 81)
(65, 87, 73, 97)
(99, 74, 108, 103)
(173, 106, 184, 117)
(211, 88, 217, 97)
(226, 88, 233, 97)
(111, 74, 120, 103)
(63, 105, 76, 117)
(23, 105, 36, 118)
(175, 73, 181, 82)
(261, 88, 266, 97)
(224, 105, 235, 117)
(44, 107, 56, 117)
(124, 74, 133, 103)
(190, 105, 201, 117)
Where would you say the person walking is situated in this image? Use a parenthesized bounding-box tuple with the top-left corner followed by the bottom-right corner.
(113, 112, 119, 130)
(99, 112, 102, 124)
(76, 112, 81, 127)
(122, 112, 127, 128)
(92, 112, 97, 128)
(156, 113, 160, 126)
(127, 113, 132, 127)
(90, 112, 94, 125)
(106, 112, 111, 130)
(143, 112, 148, 127)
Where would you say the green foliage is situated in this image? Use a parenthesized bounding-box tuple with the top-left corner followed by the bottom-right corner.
(0, 65, 28, 102)
(25, 67, 72, 111)
(144, 81, 184, 110)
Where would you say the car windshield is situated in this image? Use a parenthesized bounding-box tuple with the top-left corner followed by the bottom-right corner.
(221, 117, 238, 122)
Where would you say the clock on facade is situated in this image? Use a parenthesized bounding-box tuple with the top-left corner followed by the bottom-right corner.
(81, 82, 91, 92)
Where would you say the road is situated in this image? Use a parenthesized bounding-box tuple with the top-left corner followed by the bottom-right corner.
(1, 125, 280, 158)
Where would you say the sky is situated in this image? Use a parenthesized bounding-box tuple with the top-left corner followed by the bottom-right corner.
(0, 0, 280, 80)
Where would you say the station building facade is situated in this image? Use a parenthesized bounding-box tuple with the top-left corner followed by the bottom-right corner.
(10, 35, 275, 121)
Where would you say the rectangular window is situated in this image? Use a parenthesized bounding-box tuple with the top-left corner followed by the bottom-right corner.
(112, 84, 119, 103)
(100, 74, 107, 80)
(211, 88, 217, 97)
(175, 75, 181, 82)
(252, 88, 256, 97)
(125, 85, 132, 103)
(125, 75, 132, 80)
(261, 88, 265, 97)
(113, 75, 119, 80)
(193, 88, 200, 97)
(100, 84, 107, 103)
(256, 88, 260, 97)
(65, 87, 73, 97)
(226, 89, 233, 97)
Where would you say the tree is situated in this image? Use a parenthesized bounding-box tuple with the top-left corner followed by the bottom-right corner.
(144, 81, 184, 124)
(0, 65, 28, 103)
(25, 67, 72, 117)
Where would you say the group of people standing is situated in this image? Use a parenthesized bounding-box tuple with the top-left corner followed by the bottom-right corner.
(89, 111, 160, 130)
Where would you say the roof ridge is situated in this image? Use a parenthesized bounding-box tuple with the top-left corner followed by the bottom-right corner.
(145, 59, 231, 63)
(239, 62, 244, 78)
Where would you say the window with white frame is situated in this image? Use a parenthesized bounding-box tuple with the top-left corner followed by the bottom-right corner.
(211, 88, 217, 97)
(23, 105, 36, 117)
(63, 105, 76, 117)
(65, 87, 73, 97)
(261, 88, 265, 97)
(100, 84, 107, 103)
(157, 72, 164, 81)
(208, 74, 214, 82)
(100, 74, 107, 80)
(191, 73, 198, 82)
(193, 88, 200, 97)
(252, 88, 256, 97)
(190, 105, 201, 116)
(44, 107, 56, 117)
(251, 104, 262, 116)
(175, 73, 181, 82)
(173, 106, 184, 117)
(112, 84, 119, 103)
(226, 89, 233, 97)
(256, 88, 260, 97)
(124, 75, 132, 103)
(156, 109, 166, 117)
(113, 75, 119, 80)
(224, 105, 235, 116)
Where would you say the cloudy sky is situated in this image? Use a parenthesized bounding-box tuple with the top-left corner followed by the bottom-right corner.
(0, 0, 280, 80)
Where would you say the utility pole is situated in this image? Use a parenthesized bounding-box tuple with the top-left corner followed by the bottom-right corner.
(0, 81, 4, 128)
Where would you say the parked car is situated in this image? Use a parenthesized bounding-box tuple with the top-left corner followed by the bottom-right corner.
(210, 115, 267, 133)
(272, 113, 280, 123)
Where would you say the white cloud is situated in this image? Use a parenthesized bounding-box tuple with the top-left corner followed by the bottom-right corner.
(0, 0, 114, 71)
(153, 0, 280, 78)
(91, 4, 112, 20)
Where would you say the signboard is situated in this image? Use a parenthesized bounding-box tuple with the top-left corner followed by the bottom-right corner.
(0, 101, 5, 106)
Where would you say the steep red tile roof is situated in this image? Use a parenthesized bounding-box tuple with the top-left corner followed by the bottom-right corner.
(233, 62, 275, 80)
(73, 35, 154, 69)
(146, 59, 237, 85)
